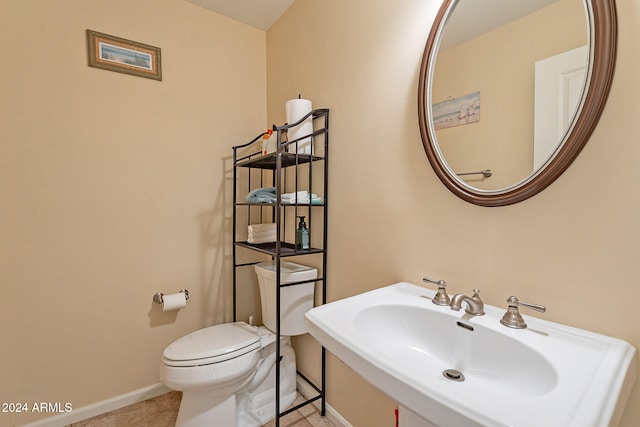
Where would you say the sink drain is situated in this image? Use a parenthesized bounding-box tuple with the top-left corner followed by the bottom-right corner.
(442, 369, 465, 382)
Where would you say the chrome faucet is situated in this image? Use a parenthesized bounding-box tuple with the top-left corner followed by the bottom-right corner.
(422, 277, 451, 306)
(500, 296, 546, 329)
(450, 289, 485, 316)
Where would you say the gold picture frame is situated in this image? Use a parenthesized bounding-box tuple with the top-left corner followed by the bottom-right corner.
(86, 30, 162, 81)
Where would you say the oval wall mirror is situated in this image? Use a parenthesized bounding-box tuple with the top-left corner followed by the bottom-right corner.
(418, 0, 617, 206)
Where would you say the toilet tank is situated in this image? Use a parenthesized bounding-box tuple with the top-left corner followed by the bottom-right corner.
(254, 261, 317, 336)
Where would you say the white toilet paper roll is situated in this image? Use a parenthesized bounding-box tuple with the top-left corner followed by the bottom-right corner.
(285, 98, 313, 154)
(162, 292, 187, 312)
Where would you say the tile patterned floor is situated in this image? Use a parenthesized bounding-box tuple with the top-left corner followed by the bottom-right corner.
(68, 391, 335, 427)
(262, 394, 335, 427)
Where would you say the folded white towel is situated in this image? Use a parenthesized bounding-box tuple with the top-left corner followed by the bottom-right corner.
(282, 191, 318, 197)
(283, 198, 310, 204)
(281, 195, 323, 204)
(281, 191, 312, 199)
(248, 223, 276, 234)
(247, 234, 276, 244)
(247, 223, 277, 244)
(282, 190, 310, 198)
(248, 229, 276, 238)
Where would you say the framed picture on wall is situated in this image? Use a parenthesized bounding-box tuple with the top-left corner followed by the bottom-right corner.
(432, 91, 480, 130)
(86, 30, 162, 81)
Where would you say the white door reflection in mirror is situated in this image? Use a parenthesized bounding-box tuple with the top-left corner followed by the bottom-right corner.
(534, 45, 588, 171)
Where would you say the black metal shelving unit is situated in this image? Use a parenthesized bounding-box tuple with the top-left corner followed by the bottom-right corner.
(232, 109, 329, 427)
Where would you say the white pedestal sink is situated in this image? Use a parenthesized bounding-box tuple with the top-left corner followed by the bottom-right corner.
(305, 282, 637, 427)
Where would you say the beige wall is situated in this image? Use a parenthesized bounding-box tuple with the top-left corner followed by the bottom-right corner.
(267, 0, 640, 426)
(433, 0, 586, 189)
(2, 0, 639, 426)
(0, 0, 265, 425)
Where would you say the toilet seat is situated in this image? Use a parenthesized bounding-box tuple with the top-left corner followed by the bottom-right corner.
(163, 322, 260, 367)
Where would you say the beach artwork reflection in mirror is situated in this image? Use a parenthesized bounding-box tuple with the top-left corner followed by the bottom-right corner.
(433, 91, 480, 131)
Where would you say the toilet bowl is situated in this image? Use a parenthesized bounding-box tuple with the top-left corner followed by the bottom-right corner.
(160, 261, 317, 427)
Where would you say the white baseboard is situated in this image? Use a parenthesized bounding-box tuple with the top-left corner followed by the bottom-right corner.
(296, 377, 352, 427)
(21, 379, 349, 427)
(22, 383, 171, 427)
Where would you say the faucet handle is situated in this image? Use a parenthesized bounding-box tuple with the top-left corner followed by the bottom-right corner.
(512, 297, 546, 313)
(500, 296, 546, 329)
(422, 277, 451, 306)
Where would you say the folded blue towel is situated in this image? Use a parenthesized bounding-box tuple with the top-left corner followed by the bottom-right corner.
(246, 187, 277, 203)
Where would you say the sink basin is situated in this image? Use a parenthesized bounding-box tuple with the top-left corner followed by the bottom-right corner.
(355, 304, 557, 398)
(305, 282, 637, 427)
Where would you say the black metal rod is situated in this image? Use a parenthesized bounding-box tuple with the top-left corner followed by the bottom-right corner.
(232, 146, 238, 322)
(297, 370, 322, 393)
(321, 111, 329, 416)
(274, 128, 283, 427)
(281, 395, 322, 417)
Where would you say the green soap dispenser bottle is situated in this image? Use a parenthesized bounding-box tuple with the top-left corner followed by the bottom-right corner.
(295, 216, 310, 250)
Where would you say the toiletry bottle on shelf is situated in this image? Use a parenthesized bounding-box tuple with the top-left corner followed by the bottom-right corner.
(295, 216, 310, 250)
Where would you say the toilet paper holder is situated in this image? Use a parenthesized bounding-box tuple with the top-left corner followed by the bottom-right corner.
(153, 289, 189, 305)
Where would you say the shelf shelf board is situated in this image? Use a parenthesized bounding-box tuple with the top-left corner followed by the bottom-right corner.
(235, 202, 325, 207)
(235, 241, 324, 257)
(236, 152, 324, 170)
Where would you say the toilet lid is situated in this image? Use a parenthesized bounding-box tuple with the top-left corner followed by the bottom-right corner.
(163, 322, 260, 365)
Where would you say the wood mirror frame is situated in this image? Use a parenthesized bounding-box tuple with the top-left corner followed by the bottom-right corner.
(418, 0, 617, 207)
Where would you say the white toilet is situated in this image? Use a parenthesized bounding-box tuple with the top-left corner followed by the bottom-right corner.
(160, 261, 317, 427)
